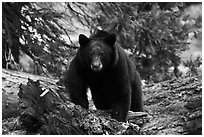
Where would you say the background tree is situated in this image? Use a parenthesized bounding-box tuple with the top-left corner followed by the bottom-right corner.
(2, 2, 79, 77)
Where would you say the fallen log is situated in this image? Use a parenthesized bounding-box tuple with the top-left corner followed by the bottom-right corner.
(2, 69, 57, 119)
(18, 79, 147, 135)
(2, 69, 148, 135)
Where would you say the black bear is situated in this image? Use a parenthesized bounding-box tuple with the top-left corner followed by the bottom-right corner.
(64, 30, 143, 122)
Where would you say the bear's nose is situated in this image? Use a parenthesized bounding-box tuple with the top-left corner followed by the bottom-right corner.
(91, 64, 101, 72)
(91, 63, 102, 72)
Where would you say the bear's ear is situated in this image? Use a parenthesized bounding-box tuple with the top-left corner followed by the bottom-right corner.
(79, 34, 90, 46)
(104, 34, 116, 46)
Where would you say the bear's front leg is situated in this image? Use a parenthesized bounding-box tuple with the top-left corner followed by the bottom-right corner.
(64, 62, 89, 109)
(111, 93, 131, 122)
(130, 71, 144, 112)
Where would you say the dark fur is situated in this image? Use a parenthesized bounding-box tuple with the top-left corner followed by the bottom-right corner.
(64, 31, 143, 121)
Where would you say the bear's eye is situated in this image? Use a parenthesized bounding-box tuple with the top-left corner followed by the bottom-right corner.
(90, 52, 94, 57)
(100, 52, 104, 57)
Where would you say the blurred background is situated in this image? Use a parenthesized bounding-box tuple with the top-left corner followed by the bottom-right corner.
(2, 2, 202, 83)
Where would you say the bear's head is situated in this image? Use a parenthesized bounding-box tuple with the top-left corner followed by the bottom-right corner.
(78, 31, 117, 72)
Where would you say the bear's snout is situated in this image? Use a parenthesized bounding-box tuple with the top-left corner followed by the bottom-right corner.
(91, 59, 103, 72)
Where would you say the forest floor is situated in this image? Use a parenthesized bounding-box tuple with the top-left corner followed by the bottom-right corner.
(2, 69, 202, 135)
